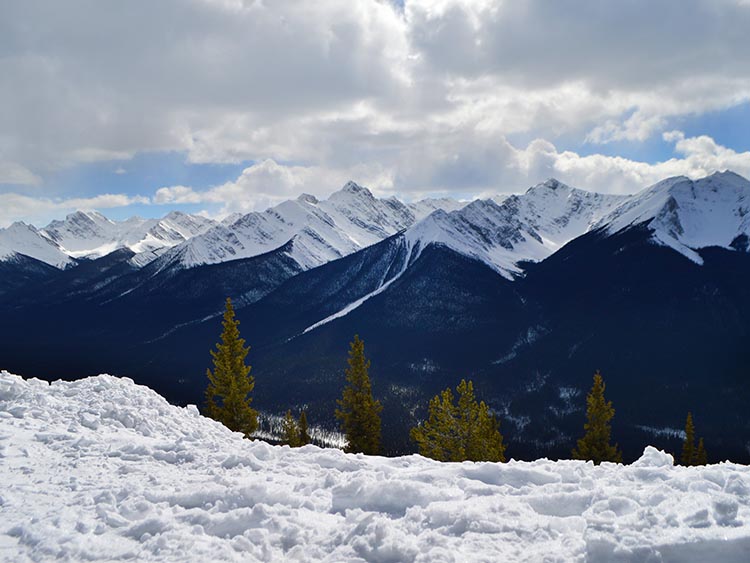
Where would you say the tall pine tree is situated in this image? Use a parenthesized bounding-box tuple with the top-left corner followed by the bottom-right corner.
(204, 298, 258, 437)
(572, 371, 622, 464)
(335, 335, 382, 455)
(411, 379, 506, 462)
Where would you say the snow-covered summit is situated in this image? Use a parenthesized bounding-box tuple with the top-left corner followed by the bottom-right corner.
(41, 210, 218, 267)
(0, 221, 73, 269)
(405, 178, 626, 278)
(163, 181, 466, 270)
(3, 369, 750, 562)
(3, 171, 748, 273)
(599, 171, 750, 264)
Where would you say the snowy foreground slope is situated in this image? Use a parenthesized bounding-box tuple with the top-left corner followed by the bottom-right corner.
(2, 372, 750, 563)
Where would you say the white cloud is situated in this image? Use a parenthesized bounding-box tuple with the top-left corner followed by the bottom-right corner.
(3, 129, 750, 227)
(1, 0, 749, 207)
(145, 132, 750, 216)
(153, 185, 204, 205)
(154, 159, 395, 214)
(0, 162, 42, 186)
(0, 193, 150, 228)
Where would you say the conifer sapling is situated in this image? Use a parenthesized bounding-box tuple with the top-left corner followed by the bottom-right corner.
(572, 371, 622, 464)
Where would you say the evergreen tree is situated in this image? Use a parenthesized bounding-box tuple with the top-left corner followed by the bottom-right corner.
(681, 412, 696, 466)
(204, 298, 258, 437)
(695, 438, 707, 466)
(411, 388, 463, 461)
(680, 412, 708, 466)
(298, 411, 311, 446)
(572, 371, 622, 464)
(282, 409, 300, 447)
(335, 335, 382, 455)
(411, 379, 506, 462)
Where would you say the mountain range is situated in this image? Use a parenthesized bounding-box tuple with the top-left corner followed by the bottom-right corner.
(1, 171, 749, 461)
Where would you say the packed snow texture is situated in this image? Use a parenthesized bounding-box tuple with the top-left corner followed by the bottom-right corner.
(2, 371, 750, 562)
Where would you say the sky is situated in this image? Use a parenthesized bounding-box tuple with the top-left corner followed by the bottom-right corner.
(1, 0, 750, 227)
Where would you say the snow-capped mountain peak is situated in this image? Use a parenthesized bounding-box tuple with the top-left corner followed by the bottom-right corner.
(35, 210, 219, 266)
(164, 181, 464, 271)
(599, 171, 750, 263)
(405, 179, 627, 278)
(0, 221, 73, 268)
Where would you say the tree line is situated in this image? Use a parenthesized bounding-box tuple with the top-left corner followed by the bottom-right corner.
(205, 298, 708, 465)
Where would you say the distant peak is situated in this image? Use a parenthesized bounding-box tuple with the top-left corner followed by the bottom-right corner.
(297, 193, 319, 205)
(705, 170, 749, 185)
(8, 220, 33, 231)
(66, 210, 108, 223)
(330, 181, 374, 201)
(341, 181, 372, 197)
(525, 178, 571, 195)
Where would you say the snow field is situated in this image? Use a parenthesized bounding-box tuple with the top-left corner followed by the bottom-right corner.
(2, 371, 750, 562)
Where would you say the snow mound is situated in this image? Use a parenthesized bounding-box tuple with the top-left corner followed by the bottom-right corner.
(2, 371, 750, 562)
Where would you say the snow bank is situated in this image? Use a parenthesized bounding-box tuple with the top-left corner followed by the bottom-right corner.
(2, 371, 750, 562)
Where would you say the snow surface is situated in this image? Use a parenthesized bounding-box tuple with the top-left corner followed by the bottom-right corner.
(3, 370, 750, 562)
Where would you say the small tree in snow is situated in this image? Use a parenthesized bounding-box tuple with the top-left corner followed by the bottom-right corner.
(282, 410, 301, 447)
(572, 371, 622, 464)
(411, 379, 506, 462)
(298, 411, 311, 446)
(681, 412, 708, 466)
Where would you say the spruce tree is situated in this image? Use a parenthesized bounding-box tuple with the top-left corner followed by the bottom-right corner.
(282, 409, 300, 447)
(204, 297, 258, 437)
(411, 379, 506, 462)
(695, 438, 707, 466)
(298, 411, 311, 446)
(680, 412, 708, 466)
(681, 412, 696, 466)
(572, 371, 622, 464)
(411, 388, 463, 461)
(335, 335, 382, 455)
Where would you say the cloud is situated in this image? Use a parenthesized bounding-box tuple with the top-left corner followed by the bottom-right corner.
(3, 128, 749, 226)
(0, 193, 150, 228)
(153, 185, 204, 205)
(0, 162, 42, 186)
(1, 0, 749, 191)
(154, 159, 394, 214)
(144, 132, 750, 216)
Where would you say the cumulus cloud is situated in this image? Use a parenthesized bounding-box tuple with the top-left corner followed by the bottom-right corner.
(144, 132, 750, 217)
(1, 0, 749, 210)
(154, 159, 395, 214)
